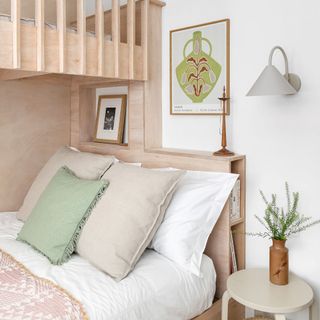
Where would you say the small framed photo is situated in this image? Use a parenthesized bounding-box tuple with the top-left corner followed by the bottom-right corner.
(94, 95, 127, 144)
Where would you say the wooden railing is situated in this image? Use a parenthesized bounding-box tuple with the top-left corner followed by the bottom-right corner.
(7, 0, 150, 79)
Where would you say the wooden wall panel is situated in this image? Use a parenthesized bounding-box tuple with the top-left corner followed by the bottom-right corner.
(0, 20, 13, 69)
(0, 78, 71, 211)
(144, 1, 162, 148)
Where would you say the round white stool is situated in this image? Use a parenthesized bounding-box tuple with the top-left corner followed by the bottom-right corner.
(222, 268, 314, 320)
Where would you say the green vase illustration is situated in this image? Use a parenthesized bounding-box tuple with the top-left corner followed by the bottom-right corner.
(176, 31, 222, 103)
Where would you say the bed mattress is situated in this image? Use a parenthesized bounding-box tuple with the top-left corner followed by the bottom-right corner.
(0, 14, 112, 41)
(0, 212, 216, 320)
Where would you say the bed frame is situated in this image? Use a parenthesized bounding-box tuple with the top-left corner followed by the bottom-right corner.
(0, 1, 245, 319)
(0, 74, 246, 319)
(68, 77, 246, 320)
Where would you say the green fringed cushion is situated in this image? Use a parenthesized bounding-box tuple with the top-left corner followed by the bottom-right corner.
(17, 166, 108, 265)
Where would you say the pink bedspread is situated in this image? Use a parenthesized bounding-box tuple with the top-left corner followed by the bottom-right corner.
(0, 248, 88, 320)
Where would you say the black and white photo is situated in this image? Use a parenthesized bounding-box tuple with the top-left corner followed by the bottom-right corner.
(94, 95, 127, 144)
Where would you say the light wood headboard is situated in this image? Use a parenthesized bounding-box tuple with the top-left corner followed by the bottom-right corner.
(70, 78, 246, 310)
(0, 72, 245, 319)
(82, 145, 246, 301)
(0, 77, 71, 211)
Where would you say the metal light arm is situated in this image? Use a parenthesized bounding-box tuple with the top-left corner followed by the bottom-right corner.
(268, 46, 301, 91)
(269, 46, 289, 80)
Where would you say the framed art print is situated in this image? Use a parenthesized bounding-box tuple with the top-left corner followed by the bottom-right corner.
(94, 95, 127, 144)
(170, 19, 230, 115)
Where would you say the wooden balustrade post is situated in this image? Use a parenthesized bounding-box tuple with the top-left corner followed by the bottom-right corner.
(77, 0, 86, 74)
(141, 0, 149, 80)
(57, 0, 66, 73)
(112, 0, 120, 78)
(11, 0, 21, 69)
(128, 0, 135, 79)
(35, 0, 45, 71)
(96, 0, 105, 76)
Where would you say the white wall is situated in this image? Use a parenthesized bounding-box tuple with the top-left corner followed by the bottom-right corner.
(162, 0, 320, 319)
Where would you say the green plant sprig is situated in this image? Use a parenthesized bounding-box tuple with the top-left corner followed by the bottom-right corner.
(248, 182, 320, 241)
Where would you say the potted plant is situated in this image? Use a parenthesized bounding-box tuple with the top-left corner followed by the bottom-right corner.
(248, 183, 320, 285)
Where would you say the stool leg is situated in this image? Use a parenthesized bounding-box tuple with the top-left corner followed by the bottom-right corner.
(221, 291, 231, 320)
(275, 315, 286, 320)
(309, 305, 312, 320)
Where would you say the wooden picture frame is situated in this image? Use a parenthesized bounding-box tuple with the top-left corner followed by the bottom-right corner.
(94, 95, 127, 144)
(170, 19, 230, 115)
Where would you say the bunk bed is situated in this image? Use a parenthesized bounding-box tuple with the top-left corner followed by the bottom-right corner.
(0, 0, 156, 79)
(0, 1, 246, 319)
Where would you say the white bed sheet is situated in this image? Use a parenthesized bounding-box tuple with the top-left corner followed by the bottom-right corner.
(0, 14, 112, 41)
(0, 212, 216, 320)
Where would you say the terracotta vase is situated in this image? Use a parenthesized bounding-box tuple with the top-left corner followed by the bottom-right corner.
(269, 239, 289, 285)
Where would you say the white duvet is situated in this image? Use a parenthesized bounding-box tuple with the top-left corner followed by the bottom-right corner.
(0, 213, 216, 320)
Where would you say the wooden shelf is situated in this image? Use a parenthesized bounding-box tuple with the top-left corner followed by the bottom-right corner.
(146, 147, 245, 162)
(79, 141, 129, 155)
(231, 217, 244, 227)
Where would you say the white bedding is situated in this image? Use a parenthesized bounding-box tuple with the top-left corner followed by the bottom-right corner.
(0, 14, 112, 40)
(0, 212, 216, 320)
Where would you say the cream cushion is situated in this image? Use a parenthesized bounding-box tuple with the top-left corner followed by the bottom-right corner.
(17, 147, 115, 222)
(77, 163, 185, 280)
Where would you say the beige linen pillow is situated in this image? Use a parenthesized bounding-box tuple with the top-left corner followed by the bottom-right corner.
(17, 146, 115, 222)
(77, 163, 185, 280)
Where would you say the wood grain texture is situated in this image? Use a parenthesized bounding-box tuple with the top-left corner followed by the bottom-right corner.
(0, 0, 145, 79)
(71, 77, 246, 320)
(112, 0, 120, 77)
(192, 299, 222, 320)
(11, 0, 21, 69)
(141, 0, 149, 80)
(0, 0, 77, 26)
(70, 78, 81, 147)
(96, 0, 105, 76)
(0, 77, 70, 211)
(127, 0, 135, 79)
(0, 69, 46, 81)
(144, 1, 162, 149)
(57, 0, 66, 73)
(35, 0, 45, 71)
(77, 0, 86, 75)
(83, 1, 141, 44)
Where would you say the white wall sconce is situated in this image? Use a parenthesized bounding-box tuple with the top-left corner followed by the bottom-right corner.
(247, 46, 301, 96)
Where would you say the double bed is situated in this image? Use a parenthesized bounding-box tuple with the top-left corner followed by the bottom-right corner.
(0, 212, 215, 320)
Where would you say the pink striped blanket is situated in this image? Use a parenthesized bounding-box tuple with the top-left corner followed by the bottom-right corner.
(0, 248, 88, 320)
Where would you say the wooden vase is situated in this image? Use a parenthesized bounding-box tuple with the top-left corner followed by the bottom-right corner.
(269, 239, 289, 285)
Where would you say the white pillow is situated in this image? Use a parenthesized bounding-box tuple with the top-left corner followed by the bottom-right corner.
(150, 169, 238, 276)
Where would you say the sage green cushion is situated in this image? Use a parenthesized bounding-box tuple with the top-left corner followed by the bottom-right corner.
(18, 166, 108, 265)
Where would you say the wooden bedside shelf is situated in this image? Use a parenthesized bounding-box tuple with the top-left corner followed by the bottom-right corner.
(231, 217, 244, 227)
